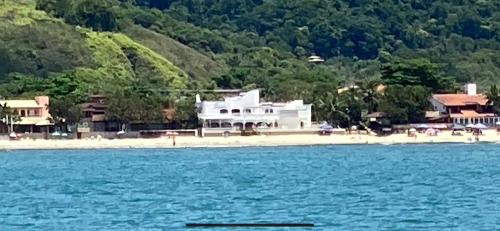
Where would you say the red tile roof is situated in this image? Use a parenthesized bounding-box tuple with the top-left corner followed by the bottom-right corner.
(450, 110, 495, 118)
(432, 94, 489, 106)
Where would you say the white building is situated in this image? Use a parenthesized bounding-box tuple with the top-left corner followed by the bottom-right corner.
(196, 89, 312, 130)
(429, 83, 499, 125)
(308, 55, 324, 64)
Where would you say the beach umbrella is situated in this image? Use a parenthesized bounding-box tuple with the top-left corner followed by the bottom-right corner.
(452, 124, 465, 130)
(320, 123, 333, 130)
(409, 128, 417, 132)
(474, 123, 488, 129)
(432, 124, 447, 129)
(416, 124, 429, 129)
(496, 121, 500, 126)
(425, 128, 435, 133)
(320, 125, 334, 131)
(466, 123, 475, 128)
(166, 131, 179, 136)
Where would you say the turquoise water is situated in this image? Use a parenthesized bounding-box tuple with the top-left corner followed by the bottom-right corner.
(1, 144, 500, 230)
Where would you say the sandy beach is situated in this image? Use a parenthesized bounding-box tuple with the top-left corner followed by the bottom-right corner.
(0, 130, 499, 150)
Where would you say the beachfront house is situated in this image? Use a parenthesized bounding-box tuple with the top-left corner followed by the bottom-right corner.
(430, 83, 499, 126)
(0, 96, 53, 134)
(196, 89, 312, 131)
(81, 95, 107, 122)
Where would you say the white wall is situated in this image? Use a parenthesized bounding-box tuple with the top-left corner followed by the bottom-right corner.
(279, 110, 300, 129)
(430, 98, 447, 113)
(198, 90, 312, 129)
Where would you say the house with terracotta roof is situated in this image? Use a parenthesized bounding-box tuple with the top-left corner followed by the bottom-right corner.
(430, 84, 498, 125)
(0, 96, 53, 134)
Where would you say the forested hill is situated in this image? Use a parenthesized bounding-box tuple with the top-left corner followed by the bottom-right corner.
(127, 0, 500, 89)
(36, 1, 500, 92)
(1, 0, 500, 122)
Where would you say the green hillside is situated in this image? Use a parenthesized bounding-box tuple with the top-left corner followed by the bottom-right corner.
(0, 0, 222, 99)
(2, 0, 500, 126)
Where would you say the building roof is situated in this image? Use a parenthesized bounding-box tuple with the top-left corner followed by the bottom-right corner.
(0, 100, 42, 108)
(432, 94, 489, 106)
(337, 86, 359, 94)
(365, 112, 386, 118)
(450, 110, 495, 118)
(81, 102, 107, 109)
(212, 89, 242, 93)
(14, 117, 53, 125)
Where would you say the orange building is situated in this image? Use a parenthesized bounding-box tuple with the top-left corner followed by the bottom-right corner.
(0, 96, 53, 133)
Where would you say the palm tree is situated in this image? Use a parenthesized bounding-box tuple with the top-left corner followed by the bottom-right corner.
(315, 91, 349, 126)
(359, 79, 383, 113)
(486, 85, 500, 115)
(0, 103, 18, 133)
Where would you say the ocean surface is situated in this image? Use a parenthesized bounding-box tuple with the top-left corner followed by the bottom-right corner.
(1, 144, 500, 230)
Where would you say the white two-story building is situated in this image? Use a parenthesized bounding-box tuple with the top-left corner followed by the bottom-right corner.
(196, 89, 312, 130)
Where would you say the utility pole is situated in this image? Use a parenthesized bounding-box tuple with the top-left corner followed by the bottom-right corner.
(5, 115, 9, 134)
(10, 115, 13, 133)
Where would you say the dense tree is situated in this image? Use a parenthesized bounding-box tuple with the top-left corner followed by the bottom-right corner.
(379, 85, 431, 124)
(105, 89, 165, 129)
(381, 58, 455, 92)
(49, 97, 82, 130)
(487, 85, 500, 115)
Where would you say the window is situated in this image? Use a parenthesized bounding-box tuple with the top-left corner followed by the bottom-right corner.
(231, 109, 241, 114)
(20, 110, 26, 117)
(220, 109, 228, 114)
(265, 109, 273, 114)
(245, 109, 252, 114)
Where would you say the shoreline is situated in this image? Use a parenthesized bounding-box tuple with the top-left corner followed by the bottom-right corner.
(1, 130, 499, 150)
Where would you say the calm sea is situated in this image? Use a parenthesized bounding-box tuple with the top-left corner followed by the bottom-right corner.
(1, 144, 500, 230)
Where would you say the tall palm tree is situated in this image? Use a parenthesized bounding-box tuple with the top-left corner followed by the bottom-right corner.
(0, 103, 19, 133)
(359, 79, 383, 113)
(316, 91, 349, 126)
(486, 85, 500, 115)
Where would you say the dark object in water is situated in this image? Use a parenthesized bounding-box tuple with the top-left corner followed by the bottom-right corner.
(186, 223, 314, 228)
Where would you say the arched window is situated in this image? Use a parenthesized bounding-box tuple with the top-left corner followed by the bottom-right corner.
(270, 109, 274, 114)
(220, 109, 228, 114)
(231, 109, 241, 114)
(245, 109, 252, 114)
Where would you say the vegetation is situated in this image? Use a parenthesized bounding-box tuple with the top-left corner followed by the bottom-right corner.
(1, 0, 500, 127)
